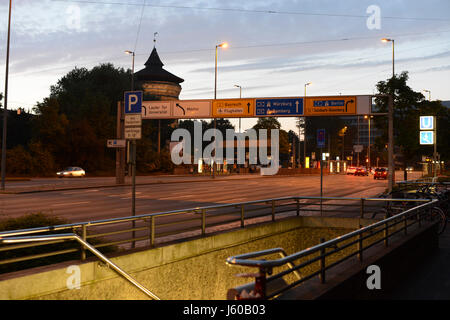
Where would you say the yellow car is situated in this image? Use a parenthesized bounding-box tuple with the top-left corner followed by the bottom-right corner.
(56, 167, 86, 178)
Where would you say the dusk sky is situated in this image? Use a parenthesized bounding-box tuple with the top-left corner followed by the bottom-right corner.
(1, 0, 450, 133)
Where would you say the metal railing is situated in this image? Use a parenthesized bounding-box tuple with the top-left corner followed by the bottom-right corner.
(226, 198, 439, 300)
(0, 233, 160, 300)
(0, 196, 431, 272)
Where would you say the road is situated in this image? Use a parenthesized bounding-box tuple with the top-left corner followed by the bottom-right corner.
(0, 172, 422, 223)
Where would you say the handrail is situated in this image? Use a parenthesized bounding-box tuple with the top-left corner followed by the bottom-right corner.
(0, 233, 160, 300)
(226, 199, 436, 269)
(0, 195, 432, 272)
(0, 196, 430, 238)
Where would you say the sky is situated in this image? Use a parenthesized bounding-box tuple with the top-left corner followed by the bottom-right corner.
(1, 0, 450, 133)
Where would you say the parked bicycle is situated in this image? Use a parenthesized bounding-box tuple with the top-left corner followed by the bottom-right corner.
(373, 182, 449, 234)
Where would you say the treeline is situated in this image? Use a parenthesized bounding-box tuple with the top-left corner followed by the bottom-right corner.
(0, 64, 161, 176)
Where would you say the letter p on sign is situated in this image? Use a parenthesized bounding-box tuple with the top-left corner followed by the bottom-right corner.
(124, 91, 143, 114)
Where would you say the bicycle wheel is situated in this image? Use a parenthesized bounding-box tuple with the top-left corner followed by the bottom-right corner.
(428, 207, 447, 235)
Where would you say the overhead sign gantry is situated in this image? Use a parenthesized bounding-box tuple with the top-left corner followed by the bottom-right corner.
(139, 95, 378, 119)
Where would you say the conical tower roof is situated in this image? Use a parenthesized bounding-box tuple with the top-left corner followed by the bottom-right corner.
(134, 47, 184, 84)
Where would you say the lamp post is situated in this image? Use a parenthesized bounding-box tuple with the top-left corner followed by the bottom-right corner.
(340, 126, 348, 163)
(125, 50, 135, 90)
(234, 84, 242, 133)
(364, 115, 373, 169)
(125, 50, 137, 247)
(423, 89, 431, 101)
(381, 38, 395, 78)
(1, 0, 12, 190)
(213, 42, 228, 179)
(303, 82, 312, 167)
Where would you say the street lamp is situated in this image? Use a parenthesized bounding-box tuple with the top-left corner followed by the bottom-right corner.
(340, 126, 348, 163)
(125, 50, 137, 245)
(234, 84, 242, 133)
(381, 38, 395, 78)
(213, 42, 228, 179)
(364, 115, 373, 169)
(125, 50, 135, 90)
(302, 82, 312, 167)
(1, 0, 12, 190)
(423, 89, 431, 101)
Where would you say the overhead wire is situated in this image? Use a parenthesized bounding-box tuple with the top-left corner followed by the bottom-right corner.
(51, 0, 450, 22)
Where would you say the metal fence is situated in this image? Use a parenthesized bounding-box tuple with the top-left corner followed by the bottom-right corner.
(0, 195, 432, 273)
(225, 198, 440, 300)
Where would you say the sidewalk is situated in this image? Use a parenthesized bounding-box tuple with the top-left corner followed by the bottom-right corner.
(383, 223, 450, 299)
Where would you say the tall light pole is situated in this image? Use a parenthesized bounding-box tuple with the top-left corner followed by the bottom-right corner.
(1, 0, 12, 190)
(125, 50, 137, 247)
(364, 115, 373, 169)
(213, 42, 228, 179)
(303, 82, 311, 167)
(423, 89, 431, 101)
(340, 126, 348, 163)
(381, 38, 395, 78)
(234, 84, 242, 133)
(125, 50, 135, 90)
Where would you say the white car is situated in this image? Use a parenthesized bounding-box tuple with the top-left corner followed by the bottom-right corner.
(346, 167, 357, 175)
(57, 167, 86, 178)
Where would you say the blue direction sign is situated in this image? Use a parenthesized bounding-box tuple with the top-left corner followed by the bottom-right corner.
(124, 91, 143, 114)
(420, 131, 434, 145)
(317, 129, 326, 148)
(255, 98, 303, 116)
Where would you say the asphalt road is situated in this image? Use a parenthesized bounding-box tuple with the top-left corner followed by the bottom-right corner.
(0, 171, 422, 223)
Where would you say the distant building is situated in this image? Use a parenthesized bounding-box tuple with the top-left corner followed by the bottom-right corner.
(134, 46, 184, 100)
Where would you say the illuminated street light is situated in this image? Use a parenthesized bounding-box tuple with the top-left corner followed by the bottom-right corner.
(302, 82, 312, 168)
(381, 38, 395, 78)
(213, 42, 229, 179)
(364, 115, 373, 169)
(125, 50, 135, 90)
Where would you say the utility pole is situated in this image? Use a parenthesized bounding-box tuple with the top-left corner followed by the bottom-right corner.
(1, 0, 12, 190)
(387, 95, 394, 192)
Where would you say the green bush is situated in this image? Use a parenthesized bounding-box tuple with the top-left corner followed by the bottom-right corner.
(0, 213, 117, 275)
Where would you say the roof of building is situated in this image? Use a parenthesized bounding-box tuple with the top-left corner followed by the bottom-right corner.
(134, 47, 184, 84)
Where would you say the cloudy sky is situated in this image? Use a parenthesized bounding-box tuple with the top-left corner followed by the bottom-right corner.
(1, 0, 450, 132)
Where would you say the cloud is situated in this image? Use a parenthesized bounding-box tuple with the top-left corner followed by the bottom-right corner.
(1, 0, 450, 113)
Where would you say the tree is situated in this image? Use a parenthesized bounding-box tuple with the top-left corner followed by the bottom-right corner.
(374, 71, 450, 178)
(33, 64, 134, 174)
(252, 117, 290, 164)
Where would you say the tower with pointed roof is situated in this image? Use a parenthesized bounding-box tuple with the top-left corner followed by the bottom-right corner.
(134, 47, 184, 100)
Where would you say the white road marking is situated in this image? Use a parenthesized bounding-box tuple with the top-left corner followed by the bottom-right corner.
(50, 201, 90, 207)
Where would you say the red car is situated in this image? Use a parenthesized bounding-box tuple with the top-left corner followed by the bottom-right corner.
(374, 168, 387, 179)
(354, 167, 369, 176)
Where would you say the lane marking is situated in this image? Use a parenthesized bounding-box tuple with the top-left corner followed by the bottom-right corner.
(51, 201, 90, 207)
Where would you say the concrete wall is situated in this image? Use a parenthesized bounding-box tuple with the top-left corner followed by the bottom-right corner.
(0, 216, 375, 300)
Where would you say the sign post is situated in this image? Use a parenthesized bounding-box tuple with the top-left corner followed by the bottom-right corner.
(317, 129, 325, 216)
(419, 116, 436, 177)
(124, 91, 142, 248)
